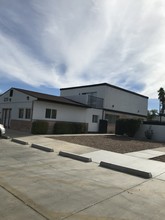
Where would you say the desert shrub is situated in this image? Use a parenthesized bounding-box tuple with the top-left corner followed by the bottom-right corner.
(115, 119, 141, 137)
(53, 122, 87, 134)
(31, 120, 48, 134)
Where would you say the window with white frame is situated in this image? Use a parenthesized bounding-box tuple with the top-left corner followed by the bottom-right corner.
(19, 108, 24, 118)
(18, 108, 32, 119)
(92, 115, 98, 123)
(25, 109, 31, 119)
(51, 109, 57, 119)
(45, 108, 57, 119)
(45, 109, 51, 118)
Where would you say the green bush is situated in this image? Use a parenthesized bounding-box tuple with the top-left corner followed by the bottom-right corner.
(115, 119, 141, 137)
(31, 120, 48, 134)
(53, 122, 87, 134)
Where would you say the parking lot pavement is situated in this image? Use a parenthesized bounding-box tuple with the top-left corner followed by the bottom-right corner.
(1, 138, 165, 220)
(0, 186, 46, 220)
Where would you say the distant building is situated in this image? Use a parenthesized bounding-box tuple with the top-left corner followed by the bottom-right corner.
(0, 83, 148, 133)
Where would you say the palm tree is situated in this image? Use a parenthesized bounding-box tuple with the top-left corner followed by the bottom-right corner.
(158, 87, 165, 121)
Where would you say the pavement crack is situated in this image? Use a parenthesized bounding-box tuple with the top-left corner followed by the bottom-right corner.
(0, 178, 51, 220)
(62, 179, 149, 219)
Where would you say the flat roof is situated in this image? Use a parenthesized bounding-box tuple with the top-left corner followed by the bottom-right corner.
(60, 83, 148, 99)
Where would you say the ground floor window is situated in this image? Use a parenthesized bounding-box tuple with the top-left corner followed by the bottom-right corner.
(25, 109, 31, 119)
(45, 108, 57, 119)
(18, 108, 31, 119)
(92, 115, 98, 123)
(45, 109, 51, 118)
(19, 108, 24, 118)
(51, 109, 57, 119)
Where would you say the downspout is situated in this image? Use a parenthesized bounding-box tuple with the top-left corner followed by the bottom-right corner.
(102, 109, 104, 120)
(31, 100, 35, 133)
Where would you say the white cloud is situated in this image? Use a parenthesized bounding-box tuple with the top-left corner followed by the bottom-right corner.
(0, 0, 165, 98)
(0, 32, 61, 87)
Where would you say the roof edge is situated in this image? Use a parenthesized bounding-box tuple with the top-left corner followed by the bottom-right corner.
(104, 108, 147, 118)
(60, 83, 148, 99)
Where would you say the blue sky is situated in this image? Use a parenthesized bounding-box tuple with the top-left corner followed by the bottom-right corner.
(0, 0, 165, 110)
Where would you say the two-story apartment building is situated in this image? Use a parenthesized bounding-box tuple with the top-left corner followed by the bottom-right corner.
(0, 83, 148, 133)
(61, 83, 148, 132)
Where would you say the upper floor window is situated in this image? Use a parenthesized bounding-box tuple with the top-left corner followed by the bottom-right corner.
(82, 92, 97, 96)
(4, 98, 8, 102)
(10, 89, 13, 97)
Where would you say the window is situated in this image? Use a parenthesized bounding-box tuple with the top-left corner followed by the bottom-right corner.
(82, 92, 97, 96)
(10, 89, 13, 97)
(18, 108, 31, 119)
(45, 109, 57, 119)
(45, 109, 51, 118)
(25, 109, 31, 119)
(19, 109, 24, 118)
(92, 115, 98, 123)
(4, 98, 8, 102)
(52, 109, 57, 119)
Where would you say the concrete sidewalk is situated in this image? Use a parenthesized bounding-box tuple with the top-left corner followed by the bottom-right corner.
(126, 149, 165, 159)
(82, 150, 165, 178)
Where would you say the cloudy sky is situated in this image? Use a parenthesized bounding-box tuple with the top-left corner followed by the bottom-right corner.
(0, 0, 165, 109)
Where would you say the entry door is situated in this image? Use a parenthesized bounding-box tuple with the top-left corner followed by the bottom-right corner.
(2, 109, 11, 128)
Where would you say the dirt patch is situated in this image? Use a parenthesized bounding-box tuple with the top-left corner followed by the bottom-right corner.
(150, 155, 165, 162)
(50, 135, 165, 154)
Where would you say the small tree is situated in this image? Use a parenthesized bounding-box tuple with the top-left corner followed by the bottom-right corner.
(147, 109, 158, 121)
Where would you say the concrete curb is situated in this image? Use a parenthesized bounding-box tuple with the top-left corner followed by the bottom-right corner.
(11, 138, 29, 145)
(59, 151, 92, 162)
(100, 161, 152, 179)
(31, 143, 54, 152)
(1, 135, 10, 139)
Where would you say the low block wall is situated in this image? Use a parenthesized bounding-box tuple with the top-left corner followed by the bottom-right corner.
(10, 120, 32, 132)
(136, 124, 165, 142)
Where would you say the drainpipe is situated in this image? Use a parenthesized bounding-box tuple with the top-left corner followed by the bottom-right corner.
(31, 100, 35, 132)
(102, 110, 104, 120)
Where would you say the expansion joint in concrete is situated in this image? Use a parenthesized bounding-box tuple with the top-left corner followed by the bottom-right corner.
(0, 179, 52, 220)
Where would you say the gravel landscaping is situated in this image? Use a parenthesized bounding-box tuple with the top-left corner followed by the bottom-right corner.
(51, 135, 165, 154)
(150, 155, 165, 162)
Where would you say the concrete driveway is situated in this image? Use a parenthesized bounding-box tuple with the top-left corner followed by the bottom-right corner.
(0, 131, 165, 219)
